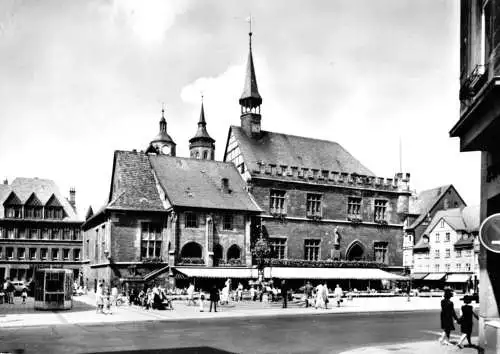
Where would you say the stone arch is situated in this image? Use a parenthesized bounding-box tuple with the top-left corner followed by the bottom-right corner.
(203, 150, 208, 159)
(345, 240, 366, 261)
(180, 242, 202, 258)
(227, 244, 241, 260)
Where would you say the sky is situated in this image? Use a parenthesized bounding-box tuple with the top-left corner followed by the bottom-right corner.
(0, 0, 480, 218)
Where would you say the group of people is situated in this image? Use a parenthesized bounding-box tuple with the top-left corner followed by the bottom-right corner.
(128, 285, 174, 311)
(439, 288, 478, 349)
(95, 282, 119, 314)
(2, 278, 28, 304)
(302, 282, 344, 309)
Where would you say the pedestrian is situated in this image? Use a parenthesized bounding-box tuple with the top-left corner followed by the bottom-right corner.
(209, 285, 219, 312)
(303, 281, 313, 308)
(96, 283, 104, 314)
(6, 279, 15, 304)
(237, 282, 243, 302)
(111, 284, 119, 312)
(221, 284, 229, 305)
(21, 287, 27, 304)
(281, 280, 288, 308)
(3, 279, 8, 304)
(250, 285, 256, 301)
(323, 282, 329, 309)
(456, 295, 479, 349)
(199, 290, 205, 312)
(315, 283, 325, 309)
(187, 282, 195, 306)
(439, 288, 459, 345)
(334, 284, 343, 307)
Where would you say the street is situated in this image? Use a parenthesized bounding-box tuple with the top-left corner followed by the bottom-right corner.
(0, 310, 476, 354)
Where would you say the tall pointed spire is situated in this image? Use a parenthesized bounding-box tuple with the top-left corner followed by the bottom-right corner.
(189, 97, 215, 160)
(239, 30, 262, 111)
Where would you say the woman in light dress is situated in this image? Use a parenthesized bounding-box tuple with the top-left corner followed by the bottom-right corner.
(315, 283, 325, 309)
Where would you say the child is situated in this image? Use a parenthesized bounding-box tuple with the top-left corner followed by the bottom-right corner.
(21, 288, 27, 304)
(457, 296, 479, 349)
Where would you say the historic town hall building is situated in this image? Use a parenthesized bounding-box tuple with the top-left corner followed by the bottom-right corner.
(82, 31, 410, 290)
(224, 32, 412, 276)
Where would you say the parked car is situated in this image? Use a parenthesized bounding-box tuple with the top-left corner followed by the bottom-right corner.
(11, 281, 28, 295)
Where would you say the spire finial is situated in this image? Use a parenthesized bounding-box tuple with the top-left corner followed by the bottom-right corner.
(161, 102, 165, 118)
(247, 14, 253, 50)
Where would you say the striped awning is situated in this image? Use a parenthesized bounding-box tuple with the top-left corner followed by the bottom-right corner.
(423, 273, 447, 281)
(174, 267, 259, 279)
(263, 267, 407, 280)
(446, 273, 471, 283)
(411, 273, 429, 280)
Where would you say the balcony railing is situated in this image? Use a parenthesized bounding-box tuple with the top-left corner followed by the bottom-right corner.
(177, 257, 204, 265)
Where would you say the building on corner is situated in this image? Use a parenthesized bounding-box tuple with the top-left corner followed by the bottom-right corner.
(0, 178, 83, 283)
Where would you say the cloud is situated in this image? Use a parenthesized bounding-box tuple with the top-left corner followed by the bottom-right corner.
(110, 0, 191, 43)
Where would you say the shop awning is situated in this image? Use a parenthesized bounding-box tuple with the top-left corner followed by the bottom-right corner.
(423, 273, 446, 281)
(262, 267, 408, 281)
(411, 273, 428, 280)
(174, 267, 259, 279)
(446, 274, 471, 283)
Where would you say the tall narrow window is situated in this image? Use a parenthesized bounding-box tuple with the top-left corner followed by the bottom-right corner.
(347, 197, 362, 218)
(18, 248, 26, 260)
(306, 193, 322, 218)
(269, 190, 286, 215)
(304, 239, 320, 261)
(141, 223, 162, 259)
(445, 233, 450, 242)
(374, 242, 388, 264)
(445, 249, 451, 258)
(52, 248, 59, 260)
(29, 248, 37, 260)
(40, 248, 48, 260)
(63, 249, 70, 260)
(270, 238, 287, 259)
(374, 200, 387, 222)
(223, 214, 233, 230)
(185, 212, 198, 228)
(74, 249, 81, 261)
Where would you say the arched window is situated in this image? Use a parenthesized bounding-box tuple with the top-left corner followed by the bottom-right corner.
(203, 151, 208, 159)
(346, 240, 365, 261)
(227, 244, 241, 260)
(180, 242, 202, 258)
(195, 152, 200, 159)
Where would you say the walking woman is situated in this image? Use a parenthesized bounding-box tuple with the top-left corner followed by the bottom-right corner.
(456, 295, 479, 349)
(439, 288, 459, 345)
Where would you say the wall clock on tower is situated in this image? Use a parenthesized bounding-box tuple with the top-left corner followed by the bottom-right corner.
(161, 145, 171, 155)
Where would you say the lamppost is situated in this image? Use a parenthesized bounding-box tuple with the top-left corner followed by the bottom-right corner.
(251, 222, 272, 283)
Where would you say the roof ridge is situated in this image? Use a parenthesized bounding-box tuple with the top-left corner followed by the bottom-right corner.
(233, 125, 343, 146)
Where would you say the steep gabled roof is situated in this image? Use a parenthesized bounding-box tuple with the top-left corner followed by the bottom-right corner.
(149, 155, 262, 212)
(228, 126, 374, 177)
(107, 150, 165, 211)
(25, 193, 43, 206)
(422, 206, 480, 237)
(0, 178, 80, 221)
(407, 185, 465, 230)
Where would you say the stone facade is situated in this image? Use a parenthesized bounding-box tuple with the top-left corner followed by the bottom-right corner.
(451, 1, 500, 350)
(0, 178, 83, 283)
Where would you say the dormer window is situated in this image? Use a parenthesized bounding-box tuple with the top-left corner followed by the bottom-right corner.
(44, 195, 65, 219)
(45, 207, 63, 219)
(3, 192, 22, 218)
(5, 206, 22, 218)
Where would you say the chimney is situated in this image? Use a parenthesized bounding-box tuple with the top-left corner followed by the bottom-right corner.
(3, 178, 7, 185)
(69, 187, 76, 209)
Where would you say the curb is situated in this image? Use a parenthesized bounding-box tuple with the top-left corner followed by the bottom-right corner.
(0, 305, 440, 329)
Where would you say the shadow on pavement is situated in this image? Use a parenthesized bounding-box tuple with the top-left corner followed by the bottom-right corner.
(85, 347, 237, 354)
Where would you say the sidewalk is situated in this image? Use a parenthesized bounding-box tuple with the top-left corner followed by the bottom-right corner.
(0, 294, 463, 329)
(340, 339, 481, 354)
